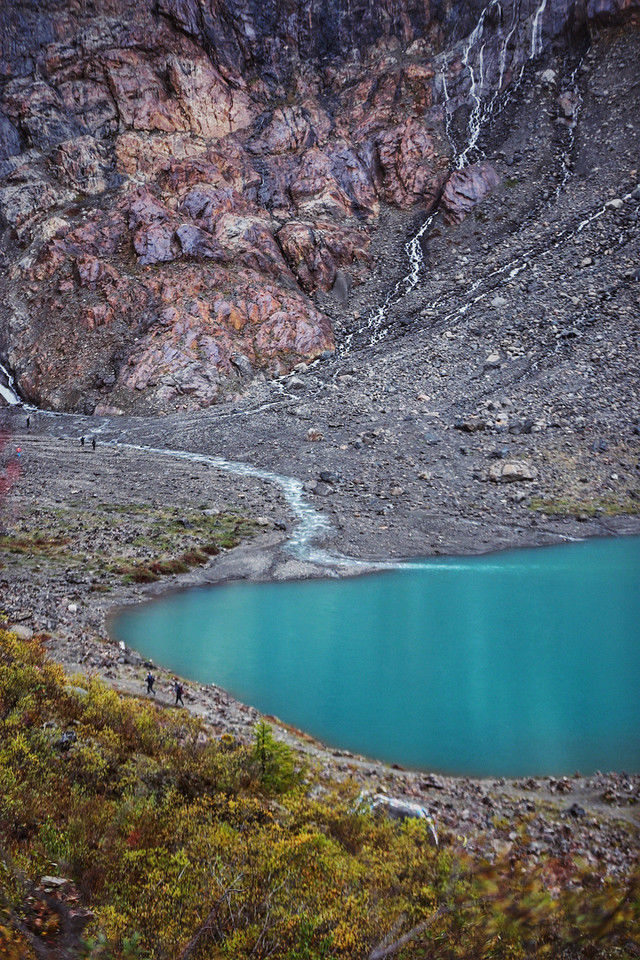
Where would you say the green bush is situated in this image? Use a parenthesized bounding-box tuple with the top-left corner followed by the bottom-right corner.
(252, 721, 301, 794)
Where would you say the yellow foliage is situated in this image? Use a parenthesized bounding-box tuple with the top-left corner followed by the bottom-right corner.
(0, 628, 638, 960)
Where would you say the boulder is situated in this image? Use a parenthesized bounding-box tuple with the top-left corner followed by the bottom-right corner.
(488, 461, 537, 482)
(369, 795, 438, 844)
(441, 162, 501, 225)
(557, 91, 579, 120)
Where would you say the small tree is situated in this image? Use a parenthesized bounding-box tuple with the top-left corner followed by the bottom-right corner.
(252, 722, 299, 794)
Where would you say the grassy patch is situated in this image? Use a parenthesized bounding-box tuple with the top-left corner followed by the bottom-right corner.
(2, 505, 262, 583)
(529, 495, 640, 517)
(0, 532, 72, 559)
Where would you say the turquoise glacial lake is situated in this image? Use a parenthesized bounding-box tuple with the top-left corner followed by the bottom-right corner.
(113, 537, 640, 776)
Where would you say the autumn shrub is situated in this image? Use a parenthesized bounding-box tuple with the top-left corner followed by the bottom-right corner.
(0, 628, 638, 960)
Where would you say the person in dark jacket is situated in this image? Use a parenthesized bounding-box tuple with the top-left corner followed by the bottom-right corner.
(145, 672, 155, 696)
(173, 680, 184, 707)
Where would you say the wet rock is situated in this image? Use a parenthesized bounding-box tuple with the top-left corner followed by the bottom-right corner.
(332, 269, 352, 305)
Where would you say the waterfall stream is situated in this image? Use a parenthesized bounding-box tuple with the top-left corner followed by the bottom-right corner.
(0, 363, 22, 407)
(345, 0, 563, 349)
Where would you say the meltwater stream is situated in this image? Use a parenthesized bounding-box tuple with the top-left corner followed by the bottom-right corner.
(347, 0, 556, 349)
(114, 535, 640, 777)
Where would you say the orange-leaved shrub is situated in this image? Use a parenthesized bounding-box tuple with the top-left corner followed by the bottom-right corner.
(0, 628, 638, 959)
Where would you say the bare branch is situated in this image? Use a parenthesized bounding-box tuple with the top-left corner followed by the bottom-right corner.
(368, 905, 447, 960)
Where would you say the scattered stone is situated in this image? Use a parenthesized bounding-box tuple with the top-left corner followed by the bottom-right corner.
(55, 730, 78, 752)
(40, 877, 71, 889)
(455, 417, 487, 433)
(319, 470, 339, 484)
(307, 427, 324, 441)
(509, 419, 534, 435)
(420, 774, 446, 790)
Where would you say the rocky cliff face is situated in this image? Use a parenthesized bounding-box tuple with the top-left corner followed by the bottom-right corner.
(0, 0, 637, 412)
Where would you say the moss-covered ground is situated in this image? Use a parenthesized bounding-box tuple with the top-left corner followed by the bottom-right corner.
(0, 503, 262, 585)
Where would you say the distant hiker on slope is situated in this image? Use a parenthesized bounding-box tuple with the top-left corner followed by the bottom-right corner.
(173, 680, 185, 707)
(145, 672, 155, 696)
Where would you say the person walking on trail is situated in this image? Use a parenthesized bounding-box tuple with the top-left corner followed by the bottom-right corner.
(91, 437, 96, 450)
(173, 680, 185, 707)
(80, 436, 85, 447)
(145, 672, 155, 696)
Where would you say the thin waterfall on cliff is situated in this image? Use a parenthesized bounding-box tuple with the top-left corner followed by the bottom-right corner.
(0, 363, 21, 406)
(354, 0, 559, 348)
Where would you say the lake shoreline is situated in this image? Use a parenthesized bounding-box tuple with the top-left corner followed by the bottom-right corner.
(2, 430, 639, 875)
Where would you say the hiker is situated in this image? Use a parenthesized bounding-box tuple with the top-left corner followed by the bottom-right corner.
(80, 436, 85, 447)
(91, 437, 96, 450)
(173, 680, 184, 707)
(145, 672, 155, 696)
(26, 416, 30, 430)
